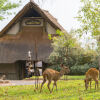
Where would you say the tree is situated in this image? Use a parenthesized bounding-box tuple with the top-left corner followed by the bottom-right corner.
(76, 0, 100, 49)
(76, 0, 100, 36)
(76, 0, 100, 77)
(48, 30, 85, 67)
(0, 0, 21, 20)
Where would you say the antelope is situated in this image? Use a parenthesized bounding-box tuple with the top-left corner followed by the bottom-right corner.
(0, 75, 6, 80)
(40, 64, 70, 93)
(27, 63, 34, 77)
(84, 68, 99, 90)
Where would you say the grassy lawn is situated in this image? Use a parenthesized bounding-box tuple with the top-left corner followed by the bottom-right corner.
(26, 75, 85, 80)
(62, 75, 85, 80)
(0, 77, 100, 100)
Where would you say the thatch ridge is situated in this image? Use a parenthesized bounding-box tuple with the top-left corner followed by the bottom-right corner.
(0, 1, 65, 36)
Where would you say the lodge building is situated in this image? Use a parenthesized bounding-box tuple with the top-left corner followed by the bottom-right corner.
(0, 1, 65, 80)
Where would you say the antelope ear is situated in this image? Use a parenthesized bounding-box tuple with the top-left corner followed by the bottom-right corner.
(66, 67, 69, 69)
(84, 79, 86, 82)
(60, 64, 63, 67)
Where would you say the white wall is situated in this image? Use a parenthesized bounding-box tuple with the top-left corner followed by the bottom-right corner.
(46, 22, 56, 34)
(7, 22, 20, 35)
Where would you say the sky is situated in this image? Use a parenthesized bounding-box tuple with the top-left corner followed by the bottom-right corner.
(41, 0, 81, 32)
(0, 0, 81, 32)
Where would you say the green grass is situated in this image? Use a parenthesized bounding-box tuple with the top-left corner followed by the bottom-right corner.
(61, 75, 85, 80)
(0, 79, 100, 100)
(26, 75, 85, 80)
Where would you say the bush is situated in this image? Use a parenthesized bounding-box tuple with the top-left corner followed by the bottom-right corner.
(88, 56, 99, 70)
(70, 64, 90, 75)
(47, 63, 99, 75)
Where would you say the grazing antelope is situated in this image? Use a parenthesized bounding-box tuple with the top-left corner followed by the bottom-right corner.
(40, 64, 70, 93)
(84, 68, 99, 90)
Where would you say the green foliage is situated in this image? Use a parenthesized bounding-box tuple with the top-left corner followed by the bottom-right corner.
(70, 64, 90, 75)
(77, 50, 98, 65)
(70, 63, 99, 75)
(76, 0, 100, 50)
(0, 0, 21, 20)
(48, 34, 52, 40)
(48, 30, 98, 67)
(1, 2, 19, 11)
(56, 29, 64, 36)
(76, 0, 100, 36)
(88, 55, 99, 69)
(48, 30, 99, 75)
(48, 30, 82, 67)
(70, 52, 99, 75)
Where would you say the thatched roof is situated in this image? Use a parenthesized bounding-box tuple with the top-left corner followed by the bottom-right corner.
(0, 1, 65, 63)
(0, 1, 65, 36)
(0, 27, 53, 63)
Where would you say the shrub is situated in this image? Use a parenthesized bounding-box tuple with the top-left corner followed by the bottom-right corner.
(88, 56, 99, 69)
(70, 64, 90, 75)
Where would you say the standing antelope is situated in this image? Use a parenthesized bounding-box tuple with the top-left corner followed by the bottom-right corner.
(40, 64, 70, 93)
(84, 68, 99, 90)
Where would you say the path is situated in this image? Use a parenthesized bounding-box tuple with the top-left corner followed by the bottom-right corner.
(0, 80, 43, 86)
